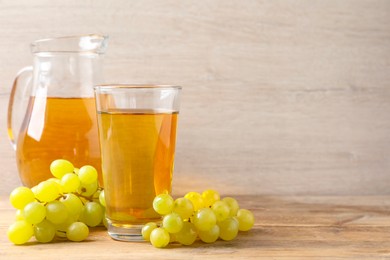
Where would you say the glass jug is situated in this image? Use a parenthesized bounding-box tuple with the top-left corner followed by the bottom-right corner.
(7, 34, 108, 187)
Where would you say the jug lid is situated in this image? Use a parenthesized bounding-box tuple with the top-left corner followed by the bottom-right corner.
(31, 34, 108, 54)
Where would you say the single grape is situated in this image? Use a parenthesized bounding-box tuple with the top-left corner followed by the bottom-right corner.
(9, 186, 35, 209)
(184, 192, 204, 211)
(99, 190, 106, 207)
(141, 222, 158, 241)
(222, 197, 240, 217)
(7, 220, 33, 245)
(78, 180, 98, 197)
(35, 181, 60, 202)
(23, 201, 46, 224)
(79, 201, 104, 227)
(172, 197, 193, 220)
(150, 228, 170, 248)
(66, 222, 89, 242)
(50, 159, 74, 179)
(218, 217, 239, 241)
(202, 189, 220, 208)
(211, 200, 230, 222)
(45, 200, 69, 225)
(61, 173, 80, 193)
(175, 222, 197, 245)
(236, 209, 255, 231)
(198, 224, 220, 243)
(162, 213, 183, 234)
(34, 219, 56, 243)
(153, 194, 174, 215)
(60, 193, 83, 217)
(193, 208, 217, 231)
(78, 165, 98, 185)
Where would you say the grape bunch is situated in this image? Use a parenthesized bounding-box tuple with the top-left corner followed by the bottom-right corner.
(7, 159, 106, 245)
(142, 190, 255, 248)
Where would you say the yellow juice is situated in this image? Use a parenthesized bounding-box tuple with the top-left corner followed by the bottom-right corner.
(97, 109, 178, 225)
(15, 97, 102, 187)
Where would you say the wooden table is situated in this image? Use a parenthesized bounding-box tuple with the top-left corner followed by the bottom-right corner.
(1, 195, 390, 259)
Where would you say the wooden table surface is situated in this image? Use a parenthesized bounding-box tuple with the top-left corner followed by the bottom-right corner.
(1, 195, 390, 259)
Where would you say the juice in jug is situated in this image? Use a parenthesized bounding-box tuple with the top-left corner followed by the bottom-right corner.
(16, 96, 102, 187)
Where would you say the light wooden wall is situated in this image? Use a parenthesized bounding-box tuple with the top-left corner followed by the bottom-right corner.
(1, 0, 390, 195)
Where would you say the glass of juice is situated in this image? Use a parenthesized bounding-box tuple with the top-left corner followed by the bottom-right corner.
(94, 84, 181, 241)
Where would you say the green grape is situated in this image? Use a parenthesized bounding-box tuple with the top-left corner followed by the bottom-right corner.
(211, 200, 230, 222)
(79, 202, 104, 227)
(45, 201, 69, 225)
(172, 197, 193, 220)
(15, 209, 24, 220)
(162, 213, 183, 234)
(23, 201, 46, 224)
(153, 194, 174, 215)
(34, 219, 56, 243)
(35, 181, 60, 202)
(202, 189, 220, 208)
(198, 224, 220, 243)
(141, 222, 158, 241)
(218, 217, 239, 241)
(184, 192, 204, 211)
(9, 186, 35, 209)
(78, 180, 98, 197)
(193, 208, 216, 231)
(7, 220, 34, 245)
(222, 197, 240, 217)
(175, 222, 197, 246)
(78, 165, 98, 184)
(60, 193, 83, 217)
(236, 209, 255, 231)
(66, 222, 89, 242)
(61, 173, 80, 193)
(50, 159, 74, 179)
(99, 190, 106, 207)
(150, 228, 170, 248)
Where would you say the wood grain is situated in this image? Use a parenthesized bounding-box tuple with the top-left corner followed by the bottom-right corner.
(0, 1, 390, 195)
(1, 195, 390, 259)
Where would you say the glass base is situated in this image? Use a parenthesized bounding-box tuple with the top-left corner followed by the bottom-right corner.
(107, 220, 144, 242)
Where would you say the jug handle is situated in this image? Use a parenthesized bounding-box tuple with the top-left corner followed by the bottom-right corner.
(7, 66, 33, 150)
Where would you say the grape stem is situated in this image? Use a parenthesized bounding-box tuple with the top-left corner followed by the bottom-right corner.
(56, 186, 103, 205)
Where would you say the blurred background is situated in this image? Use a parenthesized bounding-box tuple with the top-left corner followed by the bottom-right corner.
(1, 0, 390, 196)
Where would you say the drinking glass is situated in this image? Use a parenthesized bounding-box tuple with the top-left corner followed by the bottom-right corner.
(94, 84, 181, 241)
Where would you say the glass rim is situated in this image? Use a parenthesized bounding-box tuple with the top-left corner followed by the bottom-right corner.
(94, 84, 182, 91)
